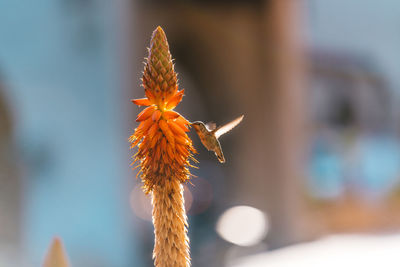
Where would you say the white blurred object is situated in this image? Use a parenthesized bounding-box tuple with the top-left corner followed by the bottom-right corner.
(229, 233, 400, 267)
(216, 206, 268, 246)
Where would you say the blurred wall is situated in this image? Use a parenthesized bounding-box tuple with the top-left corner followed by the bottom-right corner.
(0, 0, 141, 266)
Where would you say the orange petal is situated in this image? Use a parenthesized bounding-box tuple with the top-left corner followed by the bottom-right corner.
(165, 166, 171, 176)
(175, 116, 190, 132)
(161, 137, 167, 152)
(154, 145, 161, 161)
(159, 120, 173, 140)
(167, 144, 175, 159)
(130, 133, 143, 147)
(175, 134, 189, 145)
(150, 131, 161, 148)
(158, 120, 175, 149)
(136, 106, 155, 122)
(141, 135, 150, 148)
(163, 110, 180, 120)
(128, 134, 136, 143)
(176, 144, 188, 157)
(145, 88, 156, 103)
(136, 117, 153, 134)
(190, 146, 197, 154)
(168, 120, 186, 137)
(166, 90, 184, 110)
(163, 153, 170, 164)
(147, 122, 159, 139)
(131, 98, 151, 106)
(158, 119, 168, 133)
(152, 110, 162, 122)
(176, 115, 190, 125)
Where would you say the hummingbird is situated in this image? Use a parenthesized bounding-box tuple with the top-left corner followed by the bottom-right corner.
(191, 115, 244, 163)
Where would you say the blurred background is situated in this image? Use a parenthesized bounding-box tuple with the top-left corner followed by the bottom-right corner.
(1, 0, 400, 266)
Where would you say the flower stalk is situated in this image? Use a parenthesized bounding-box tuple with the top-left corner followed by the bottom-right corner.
(130, 26, 196, 267)
(42, 237, 70, 267)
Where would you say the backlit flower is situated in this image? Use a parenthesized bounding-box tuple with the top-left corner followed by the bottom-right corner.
(129, 26, 196, 267)
(129, 26, 196, 194)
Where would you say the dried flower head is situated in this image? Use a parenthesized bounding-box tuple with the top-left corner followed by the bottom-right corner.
(130, 26, 196, 194)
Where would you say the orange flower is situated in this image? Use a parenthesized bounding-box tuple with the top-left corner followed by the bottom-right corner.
(130, 27, 196, 194)
(129, 26, 196, 267)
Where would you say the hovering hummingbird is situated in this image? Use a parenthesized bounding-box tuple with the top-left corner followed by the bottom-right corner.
(191, 115, 244, 163)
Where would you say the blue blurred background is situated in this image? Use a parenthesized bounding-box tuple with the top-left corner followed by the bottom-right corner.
(1, 0, 400, 266)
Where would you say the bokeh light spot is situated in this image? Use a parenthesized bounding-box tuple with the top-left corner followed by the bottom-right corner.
(130, 184, 152, 221)
(216, 206, 268, 247)
(183, 185, 193, 212)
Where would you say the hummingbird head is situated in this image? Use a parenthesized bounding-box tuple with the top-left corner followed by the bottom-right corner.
(190, 121, 206, 132)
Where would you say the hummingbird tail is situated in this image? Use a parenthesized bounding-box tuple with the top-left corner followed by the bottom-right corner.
(216, 151, 225, 163)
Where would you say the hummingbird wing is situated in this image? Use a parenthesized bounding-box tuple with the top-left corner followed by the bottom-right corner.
(214, 115, 244, 138)
(205, 122, 217, 131)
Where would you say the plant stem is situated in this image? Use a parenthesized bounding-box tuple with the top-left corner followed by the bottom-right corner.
(152, 179, 189, 267)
